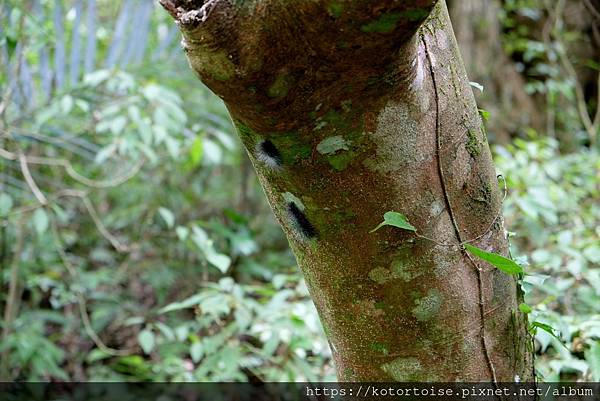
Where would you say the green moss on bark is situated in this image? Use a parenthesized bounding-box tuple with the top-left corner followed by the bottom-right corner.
(466, 129, 482, 157)
(411, 288, 443, 322)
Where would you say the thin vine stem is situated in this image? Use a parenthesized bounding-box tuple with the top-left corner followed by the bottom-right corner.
(421, 33, 499, 385)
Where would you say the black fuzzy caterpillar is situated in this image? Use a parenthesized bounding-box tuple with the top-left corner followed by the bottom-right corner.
(287, 202, 318, 240)
(256, 139, 283, 168)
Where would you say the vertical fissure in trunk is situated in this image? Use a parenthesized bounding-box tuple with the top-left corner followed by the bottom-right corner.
(421, 33, 499, 384)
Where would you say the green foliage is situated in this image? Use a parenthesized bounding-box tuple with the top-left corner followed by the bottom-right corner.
(495, 136, 599, 381)
(464, 243, 524, 275)
(370, 212, 417, 233)
(0, 0, 598, 384)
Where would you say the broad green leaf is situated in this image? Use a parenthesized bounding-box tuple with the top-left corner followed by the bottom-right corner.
(370, 211, 417, 233)
(190, 342, 203, 363)
(585, 341, 600, 381)
(478, 109, 490, 121)
(158, 294, 205, 314)
(5, 35, 17, 60)
(86, 349, 111, 363)
(518, 303, 532, 314)
(530, 321, 567, 349)
(60, 95, 74, 114)
(138, 329, 155, 354)
(32, 209, 49, 235)
(158, 207, 175, 228)
(189, 136, 204, 166)
(154, 322, 175, 342)
(191, 226, 231, 273)
(464, 244, 524, 275)
(175, 226, 189, 241)
(205, 251, 231, 274)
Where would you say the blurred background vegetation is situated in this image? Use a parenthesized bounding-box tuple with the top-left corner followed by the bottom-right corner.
(0, 0, 598, 382)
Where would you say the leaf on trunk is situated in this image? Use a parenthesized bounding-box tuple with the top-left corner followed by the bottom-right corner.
(529, 321, 568, 349)
(464, 244, 524, 275)
(518, 303, 532, 314)
(370, 211, 416, 233)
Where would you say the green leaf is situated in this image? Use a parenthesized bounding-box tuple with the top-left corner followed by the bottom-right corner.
(529, 321, 567, 349)
(585, 341, 600, 381)
(205, 251, 231, 274)
(189, 136, 204, 166)
(138, 329, 155, 354)
(32, 209, 49, 235)
(86, 349, 111, 363)
(478, 108, 490, 121)
(175, 226, 189, 241)
(464, 244, 524, 275)
(5, 34, 17, 60)
(370, 211, 417, 233)
(158, 207, 175, 228)
(190, 342, 203, 363)
(518, 303, 532, 314)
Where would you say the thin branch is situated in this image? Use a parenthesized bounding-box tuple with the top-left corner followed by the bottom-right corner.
(4, 189, 88, 218)
(0, 147, 144, 189)
(81, 196, 128, 253)
(18, 152, 47, 205)
(583, 0, 600, 20)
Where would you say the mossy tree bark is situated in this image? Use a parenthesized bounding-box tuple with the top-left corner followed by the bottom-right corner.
(160, 0, 534, 382)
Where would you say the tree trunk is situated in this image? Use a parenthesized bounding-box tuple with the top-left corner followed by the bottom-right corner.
(448, 0, 543, 144)
(160, 0, 533, 382)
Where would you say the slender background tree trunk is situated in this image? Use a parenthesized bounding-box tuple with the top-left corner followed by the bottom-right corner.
(448, 0, 543, 144)
(161, 0, 534, 381)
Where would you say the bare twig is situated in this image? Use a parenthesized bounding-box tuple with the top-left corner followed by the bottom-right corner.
(18, 152, 47, 205)
(0, 147, 144, 188)
(81, 196, 128, 253)
(5, 189, 88, 218)
(583, 0, 600, 20)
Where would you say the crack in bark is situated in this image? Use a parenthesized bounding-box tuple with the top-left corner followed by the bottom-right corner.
(421, 33, 499, 385)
